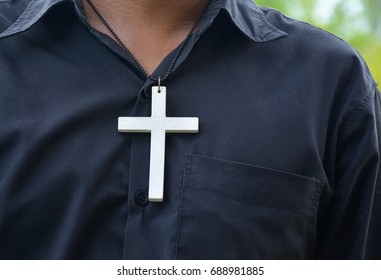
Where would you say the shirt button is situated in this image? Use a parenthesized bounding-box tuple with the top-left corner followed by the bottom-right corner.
(134, 190, 149, 206)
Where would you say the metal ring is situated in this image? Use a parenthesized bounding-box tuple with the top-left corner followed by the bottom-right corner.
(158, 77, 161, 93)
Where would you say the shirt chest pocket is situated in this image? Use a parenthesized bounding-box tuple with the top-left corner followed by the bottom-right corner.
(175, 155, 324, 259)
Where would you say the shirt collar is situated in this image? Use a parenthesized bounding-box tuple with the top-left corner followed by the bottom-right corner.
(213, 0, 288, 42)
(0, 0, 66, 38)
(0, 0, 287, 41)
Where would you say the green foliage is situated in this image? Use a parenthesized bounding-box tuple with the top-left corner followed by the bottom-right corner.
(255, 0, 381, 84)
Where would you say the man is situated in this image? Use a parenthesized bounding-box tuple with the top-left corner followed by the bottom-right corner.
(0, 0, 380, 259)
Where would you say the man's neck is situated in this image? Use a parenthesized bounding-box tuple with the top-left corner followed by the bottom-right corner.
(83, 0, 209, 75)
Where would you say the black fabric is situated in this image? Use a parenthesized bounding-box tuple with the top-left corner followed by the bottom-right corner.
(0, 0, 380, 259)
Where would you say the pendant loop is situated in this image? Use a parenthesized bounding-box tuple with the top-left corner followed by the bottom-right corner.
(157, 77, 162, 93)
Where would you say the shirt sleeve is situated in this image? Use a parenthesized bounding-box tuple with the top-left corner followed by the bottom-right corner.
(366, 87, 381, 259)
(316, 84, 381, 259)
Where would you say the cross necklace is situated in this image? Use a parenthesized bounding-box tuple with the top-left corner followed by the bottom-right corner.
(85, 0, 210, 202)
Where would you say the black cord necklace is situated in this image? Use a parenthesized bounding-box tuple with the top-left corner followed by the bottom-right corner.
(84, 1, 206, 202)
(85, 0, 210, 86)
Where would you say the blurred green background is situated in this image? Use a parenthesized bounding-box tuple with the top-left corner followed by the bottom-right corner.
(255, 0, 381, 85)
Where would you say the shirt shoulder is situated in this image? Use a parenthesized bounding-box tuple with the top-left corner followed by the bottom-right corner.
(260, 7, 362, 58)
(261, 7, 377, 89)
(259, 6, 378, 139)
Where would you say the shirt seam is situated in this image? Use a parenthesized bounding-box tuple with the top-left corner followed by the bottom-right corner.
(339, 84, 377, 141)
(174, 155, 192, 259)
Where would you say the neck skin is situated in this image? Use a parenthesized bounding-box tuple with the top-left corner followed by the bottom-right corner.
(83, 0, 209, 75)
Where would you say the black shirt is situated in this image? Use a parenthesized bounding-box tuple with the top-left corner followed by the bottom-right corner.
(0, 0, 380, 259)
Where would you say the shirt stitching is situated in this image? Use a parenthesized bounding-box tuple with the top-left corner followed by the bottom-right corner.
(174, 155, 192, 259)
(339, 84, 377, 141)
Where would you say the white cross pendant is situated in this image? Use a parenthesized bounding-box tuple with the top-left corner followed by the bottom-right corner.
(118, 86, 199, 202)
